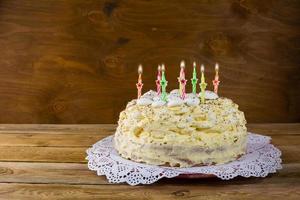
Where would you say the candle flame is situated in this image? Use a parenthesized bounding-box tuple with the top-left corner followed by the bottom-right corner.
(158, 65, 161, 71)
(138, 64, 143, 74)
(180, 60, 185, 68)
(193, 62, 196, 68)
(161, 64, 165, 71)
(215, 63, 219, 71)
(201, 64, 205, 72)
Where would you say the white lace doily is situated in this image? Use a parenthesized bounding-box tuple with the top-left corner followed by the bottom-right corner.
(86, 133, 282, 185)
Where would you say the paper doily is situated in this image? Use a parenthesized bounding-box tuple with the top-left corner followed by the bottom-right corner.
(86, 133, 282, 185)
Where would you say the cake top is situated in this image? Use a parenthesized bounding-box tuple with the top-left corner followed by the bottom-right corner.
(120, 91, 246, 147)
(134, 89, 219, 107)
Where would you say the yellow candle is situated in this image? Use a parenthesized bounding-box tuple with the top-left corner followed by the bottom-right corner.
(199, 64, 207, 104)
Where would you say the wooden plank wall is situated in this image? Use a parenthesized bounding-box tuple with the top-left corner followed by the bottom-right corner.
(0, 0, 299, 123)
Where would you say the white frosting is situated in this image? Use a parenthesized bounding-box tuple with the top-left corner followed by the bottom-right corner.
(168, 90, 181, 100)
(170, 89, 180, 94)
(167, 98, 184, 107)
(204, 90, 219, 100)
(142, 90, 157, 98)
(166, 90, 184, 107)
(152, 100, 166, 107)
(137, 98, 153, 106)
(185, 97, 200, 106)
(186, 93, 198, 99)
(153, 96, 161, 101)
(126, 100, 137, 108)
(136, 90, 219, 107)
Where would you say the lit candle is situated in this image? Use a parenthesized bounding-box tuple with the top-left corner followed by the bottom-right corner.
(199, 64, 207, 104)
(178, 60, 187, 99)
(191, 61, 198, 94)
(136, 64, 143, 99)
(155, 65, 162, 95)
(213, 63, 220, 94)
(160, 64, 168, 101)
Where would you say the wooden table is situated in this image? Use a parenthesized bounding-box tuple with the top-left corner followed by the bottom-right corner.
(0, 124, 299, 199)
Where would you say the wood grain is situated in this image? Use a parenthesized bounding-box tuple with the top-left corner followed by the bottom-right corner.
(0, 0, 299, 123)
(0, 162, 105, 185)
(0, 146, 87, 163)
(0, 124, 299, 199)
(0, 182, 299, 200)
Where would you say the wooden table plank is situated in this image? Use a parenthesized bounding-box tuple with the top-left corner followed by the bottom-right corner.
(0, 182, 299, 200)
(0, 133, 104, 147)
(0, 162, 299, 185)
(0, 124, 117, 133)
(0, 147, 87, 163)
(0, 123, 298, 200)
(247, 123, 300, 135)
(0, 162, 105, 185)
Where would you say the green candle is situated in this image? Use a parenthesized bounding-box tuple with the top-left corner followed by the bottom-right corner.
(160, 64, 168, 102)
(191, 62, 198, 94)
(199, 64, 207, 104)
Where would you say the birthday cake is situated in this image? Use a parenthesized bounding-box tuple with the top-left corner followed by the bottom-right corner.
(114, 62, 247, 167)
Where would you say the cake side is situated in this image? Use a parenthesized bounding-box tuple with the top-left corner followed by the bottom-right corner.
(114, 90, 247, 167)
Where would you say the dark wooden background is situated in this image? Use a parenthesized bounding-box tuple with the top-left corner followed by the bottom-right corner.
(0, 0, 299, 124)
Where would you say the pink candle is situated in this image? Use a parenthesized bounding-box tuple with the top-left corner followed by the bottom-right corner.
(136, 64, 143, 99)
(178, 61, 187, 99)
(213, 63, 220, 94)
(155, 65, 162, 95)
